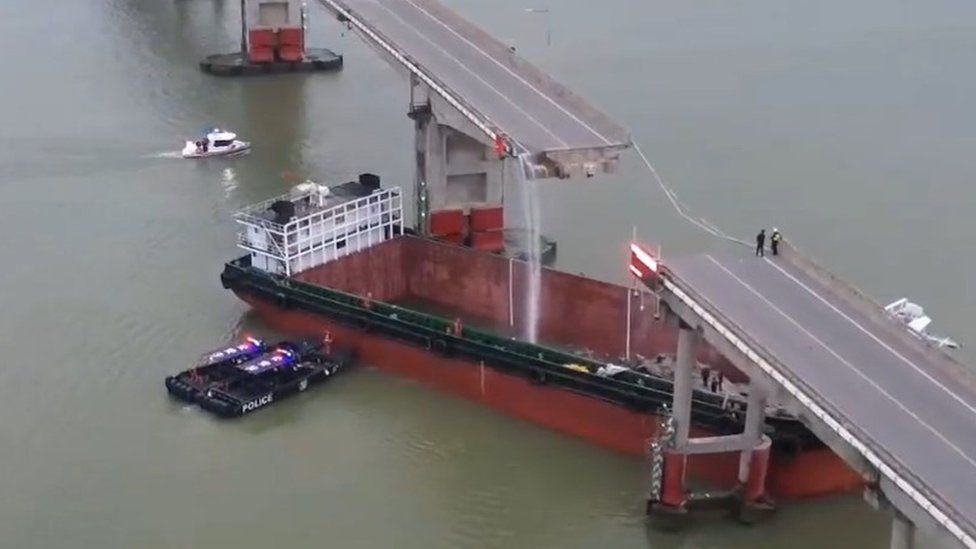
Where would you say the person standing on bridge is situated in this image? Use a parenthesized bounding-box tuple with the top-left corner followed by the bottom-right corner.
(755, 229, 766, 257)
(771, 228, 782, 256)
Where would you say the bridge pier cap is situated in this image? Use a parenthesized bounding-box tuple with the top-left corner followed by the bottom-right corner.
(321, 0, 632, 181)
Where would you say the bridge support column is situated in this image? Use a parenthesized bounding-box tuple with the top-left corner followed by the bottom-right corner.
(412, 111, 506, 249)
(243, 0, 305, 62)
(201, 0, 342, 76)
(734, 379, 774, 523)
(410, 78, 506, 250)
(647, 324, 696, 523)
(890, 512, 916, 549)
(648, 319, 776, 526)
(412, 109, 439, 236)
(738, 379, 767, 483)
(672, 324, 697, 447)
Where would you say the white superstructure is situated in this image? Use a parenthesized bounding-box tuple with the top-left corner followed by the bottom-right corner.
(182, 128, 251, 158)
(235, 179, 403, 276)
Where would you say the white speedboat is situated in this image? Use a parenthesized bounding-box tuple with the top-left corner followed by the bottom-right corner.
(182, 128, 251, 158)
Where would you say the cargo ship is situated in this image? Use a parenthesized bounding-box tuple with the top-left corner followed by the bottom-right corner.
(220, 175, 862, 498)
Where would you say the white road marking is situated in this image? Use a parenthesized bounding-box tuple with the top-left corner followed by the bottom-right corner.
(763, 257, 976, 419)
(705, 255, 976, 471)
(372, 0, 569, 148)
(400, 0, 615, 146)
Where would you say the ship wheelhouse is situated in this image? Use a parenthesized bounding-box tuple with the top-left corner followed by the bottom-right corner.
(234, 174, 403, 277)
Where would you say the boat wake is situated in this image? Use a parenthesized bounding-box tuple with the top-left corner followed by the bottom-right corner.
(145, 150, 183, 159)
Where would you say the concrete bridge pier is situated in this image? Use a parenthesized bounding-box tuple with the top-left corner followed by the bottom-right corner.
(891, 512, 916, 549)
(410, 77, 506, 251)
(738, 374, 773, 515)
(201, 0, 343, 76)
(649, 321, 775, 524)
(671, 324, 697, 447)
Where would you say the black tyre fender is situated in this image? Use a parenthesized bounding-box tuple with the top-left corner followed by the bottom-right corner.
(432, 338, 449, 355)
(274, 292, 290, 309)
(531, 369, 547, 385)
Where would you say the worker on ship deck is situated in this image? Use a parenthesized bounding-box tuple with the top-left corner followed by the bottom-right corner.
(755, 229, 766, 257)
(771, 228, 782, 256)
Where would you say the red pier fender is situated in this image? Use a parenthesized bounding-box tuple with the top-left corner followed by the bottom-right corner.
(743, 436, 772, 502)
(660, 450, 688, 508)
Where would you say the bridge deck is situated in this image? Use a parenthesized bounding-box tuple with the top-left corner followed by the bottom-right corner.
(321, 0, 630, 154)
(667, 249, 976, 536)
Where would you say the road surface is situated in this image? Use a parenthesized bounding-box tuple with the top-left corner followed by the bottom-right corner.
(321, 0, 630, 153)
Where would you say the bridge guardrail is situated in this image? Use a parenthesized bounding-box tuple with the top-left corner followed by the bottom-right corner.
(660, 268, 975, 548)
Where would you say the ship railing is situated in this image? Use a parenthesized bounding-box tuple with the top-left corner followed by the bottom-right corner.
(234, 190, 340, 234)
(236, 190, 321, 219)
(235, 188, 403, 235)
(236, 193, 403, 277)
(236, 219, 403, 265)
(236, 230, 288, 259)
(283, 216, 401, 257)
(235, 213, 286, 234)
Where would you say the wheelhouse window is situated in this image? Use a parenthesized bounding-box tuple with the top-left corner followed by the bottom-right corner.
(213, 139, 234, 147)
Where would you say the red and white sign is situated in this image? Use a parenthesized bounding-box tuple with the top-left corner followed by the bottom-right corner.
(629, 242, 659, 279)
(492, 134, 508, 158)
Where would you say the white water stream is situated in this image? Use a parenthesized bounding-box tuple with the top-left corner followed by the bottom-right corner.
(514, 154, 542, 343)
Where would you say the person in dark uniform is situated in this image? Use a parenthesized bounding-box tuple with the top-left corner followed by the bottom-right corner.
(755, 229, 766, 257)
(771, 228, 782, 256)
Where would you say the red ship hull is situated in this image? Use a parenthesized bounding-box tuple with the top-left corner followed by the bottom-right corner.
(231, 237, 863, 498)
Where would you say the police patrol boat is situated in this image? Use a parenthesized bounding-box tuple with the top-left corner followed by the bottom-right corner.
(181, 128, 251, 158)
(183, 337, 355, 418)
(165, 336, 268, 402)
